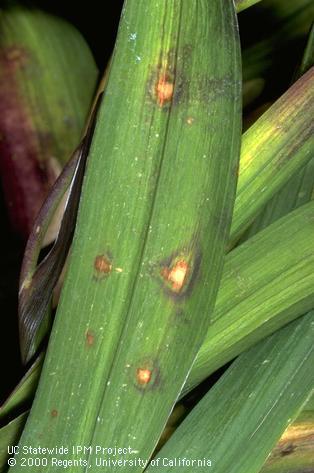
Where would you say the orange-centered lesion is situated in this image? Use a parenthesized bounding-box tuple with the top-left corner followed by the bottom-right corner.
(155, 73, 174, 107)
(94, 255, 112, 274)
(161, 259, 189, 293)
(136, 368, 152, 385)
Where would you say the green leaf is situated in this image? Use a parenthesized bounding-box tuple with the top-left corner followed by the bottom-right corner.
(6, 196, 314, 428)
(0, 356, 42, 423)
(21, 65, 314, 361)
(5, 199, 314, 432)
(0, 413, 28, 473)
(229, 67, 314, 247)
(148, 312, 314, 473)
(9, 1, 241, 472)
(295, 22, 314, 80)
(8, 25, 314, 436)
(184, 200, 314, 395)
(243, 23, 314, 240)
(236, 0, 263, 13)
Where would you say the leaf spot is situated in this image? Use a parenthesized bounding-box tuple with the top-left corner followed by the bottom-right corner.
(136, 368, 152, 385)
(132, 358, 160, 391)
(94, 254, 112, 279)
(50, 409, 58, 418)
(155, 74, 174, 107)
(161, 259, 189, 293)
(85, 329, 95, 347)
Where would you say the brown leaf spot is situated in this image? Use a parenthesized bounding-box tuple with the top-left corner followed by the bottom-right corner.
(94, 254, 112, 277)
(280, 443, 295, 456)
(50, 409, 58, 418)
(148, 46, 193, 109)
(85, 329, 95, 347)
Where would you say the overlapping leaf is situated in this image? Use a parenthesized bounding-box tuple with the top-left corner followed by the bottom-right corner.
(148, 313, 314, 473)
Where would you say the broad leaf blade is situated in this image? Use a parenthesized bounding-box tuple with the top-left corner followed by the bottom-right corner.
(10, 1, 241, 472)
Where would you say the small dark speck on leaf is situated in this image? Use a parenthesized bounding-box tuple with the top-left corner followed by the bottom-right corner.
(50, 409, 58, 418)
(280, 443, 295, 456)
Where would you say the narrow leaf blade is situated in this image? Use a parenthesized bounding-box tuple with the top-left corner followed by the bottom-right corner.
(185, 200, 314, 394)
(230, 67, 314, 247)
(149, 313, 314, 473)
